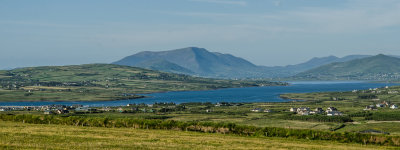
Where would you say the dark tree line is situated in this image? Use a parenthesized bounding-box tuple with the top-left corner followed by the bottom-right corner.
(358, 94, 378, 99)
(282, 114, 353, 123)
(366, 112, 400, 121)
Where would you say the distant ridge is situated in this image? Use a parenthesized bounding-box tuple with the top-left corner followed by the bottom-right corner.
(293, 54, 400, 80)
(277, 55, 371, 73)
(113, 47, 378, 79)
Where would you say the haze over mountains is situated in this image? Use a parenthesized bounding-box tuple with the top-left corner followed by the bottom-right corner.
(113, 47, 400, 80)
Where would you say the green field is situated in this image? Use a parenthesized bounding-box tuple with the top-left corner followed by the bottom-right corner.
(279, 85, 400, 134)
(0, 121, 392, 150)
(3, 96, 400, 136)
(2, 85, 400, 148)
(0, 64, 283, 101)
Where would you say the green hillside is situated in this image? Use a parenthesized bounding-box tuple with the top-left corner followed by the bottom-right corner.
(136, 59, 194, 74)
(294, 54, 400, 80)
(0, 64, 282, 102)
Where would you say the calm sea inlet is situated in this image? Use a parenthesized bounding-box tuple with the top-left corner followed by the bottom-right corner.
(0, 81, 398, 107)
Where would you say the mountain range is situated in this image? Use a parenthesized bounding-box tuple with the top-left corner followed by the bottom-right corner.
(113, 47, 394, 79)
(258, 54, 372, 78)
(293, 54, 400, 80)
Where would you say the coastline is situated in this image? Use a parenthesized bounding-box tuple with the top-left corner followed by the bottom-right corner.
(0, 83, 288, 103)
(2, 81, 392, 106)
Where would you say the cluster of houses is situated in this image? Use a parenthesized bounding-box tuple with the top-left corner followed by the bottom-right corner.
(290, 107, 342, 116)
(0, 102, 186, 115)
(116, 107, 156, 113)
(364, 101, 398, 110)
(249, 107, 343, 116)
(0, 104, 100, 114)
(388, 91, 399, 94)
(43, 105, 97, 114)
(353, 86, 400, 95)
(0, 106, 42, 111)
(0, 105, 78, 113)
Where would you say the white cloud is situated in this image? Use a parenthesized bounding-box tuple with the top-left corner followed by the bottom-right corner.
(189, 0, 247, 6)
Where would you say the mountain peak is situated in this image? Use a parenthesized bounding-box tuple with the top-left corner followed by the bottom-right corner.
(112, 47, 258, 78)
(365, 54, 397, 60)
(186, 47, 204, 50)
(375, 54, 387, 57)
(175, 47, 209, 54)
(310, 55, 338, 60)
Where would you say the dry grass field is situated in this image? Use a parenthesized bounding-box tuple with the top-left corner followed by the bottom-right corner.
(0, 121, 393, 150)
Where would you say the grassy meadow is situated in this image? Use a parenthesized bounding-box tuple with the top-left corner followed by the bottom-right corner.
(0, 120, 392, 150)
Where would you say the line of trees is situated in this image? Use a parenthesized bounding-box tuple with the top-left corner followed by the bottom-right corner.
(349, 111, 373, 117)
(365, 112, 400, 121)
(0, 114, 399, 146)
(358, 94, 378, 99)
(281, 114, 353, 123)
(349, 111, 400, 121)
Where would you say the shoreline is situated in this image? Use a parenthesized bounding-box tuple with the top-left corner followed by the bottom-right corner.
(0, 83, 288, 103)
(1, 82, 393, 106)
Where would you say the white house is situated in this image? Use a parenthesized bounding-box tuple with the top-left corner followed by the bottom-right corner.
(251, 108, 263, 112)
(327, 111, 342, 116)
(264, 109, 272, 113)
(382, 101, 390, 106)
(376, 103, 385, 108)
(297, 107, 310, 112)
(314, 108, 324, 113)
(326, 107, 337, 113)
(44, 110, 53, 115)
(297, 110, 310, 116)
(364, 105, 377, 111)
(290, 107, 298, 112)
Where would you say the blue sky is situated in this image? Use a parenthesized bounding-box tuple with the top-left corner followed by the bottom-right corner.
(1, 0, 400, 69)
